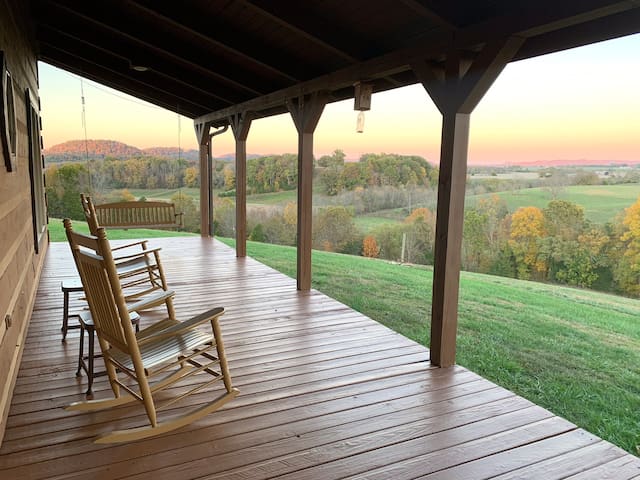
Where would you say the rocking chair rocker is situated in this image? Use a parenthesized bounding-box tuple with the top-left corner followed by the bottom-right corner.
(65, 226, 238, 443)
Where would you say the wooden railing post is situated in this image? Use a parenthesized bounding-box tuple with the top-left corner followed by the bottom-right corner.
(229, 112, 254, 258)
(412, 36, 524, 367)
(286, 92, 328, 291)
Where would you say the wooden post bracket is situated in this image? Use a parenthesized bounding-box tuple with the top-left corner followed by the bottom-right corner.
(411, 36, 525, 114)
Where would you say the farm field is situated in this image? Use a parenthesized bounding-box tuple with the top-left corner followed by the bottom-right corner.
(468, 183, 640, 224)
(218, 237, 640, 455)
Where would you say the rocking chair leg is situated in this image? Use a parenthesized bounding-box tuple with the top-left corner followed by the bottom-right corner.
(76, 323, 85, 377)
(94, 388, 239, 444)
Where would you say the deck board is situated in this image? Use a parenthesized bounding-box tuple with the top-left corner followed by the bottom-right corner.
(1, 237, 638, 479)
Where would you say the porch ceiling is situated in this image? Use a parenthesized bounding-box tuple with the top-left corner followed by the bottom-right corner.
(31, 0, 640, 122)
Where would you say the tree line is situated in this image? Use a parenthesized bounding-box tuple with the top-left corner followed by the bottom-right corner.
(221, 194, 640, 298)
(44, 154, 640, 297)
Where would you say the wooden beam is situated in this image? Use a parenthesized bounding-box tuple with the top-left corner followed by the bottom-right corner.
(38, 25, 237, 107)
(195, 1, 637, 127)
(286, 92, 328, 291)
(241, 0, 360, 62)
(197, 126, 211, 237)
(125, 0, 299, 84)
(41, 0, 267, 97)
(39, 46, 205, 117)
(396, 0, 457, 30)
(229, 112, 254, 258)
(412, 38, 523, 367)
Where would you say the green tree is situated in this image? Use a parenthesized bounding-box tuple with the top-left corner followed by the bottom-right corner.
(313, 206, 361, 253)
(171, 192, 199, 232)
(45, 162, 92, 220)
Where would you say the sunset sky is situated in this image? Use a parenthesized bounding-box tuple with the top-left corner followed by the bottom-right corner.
(39, 33, 639, 165)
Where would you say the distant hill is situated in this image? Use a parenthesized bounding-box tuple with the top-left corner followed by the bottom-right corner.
(513, 158, 640, 167)
(44, 139, 199, 163)
(141, 147, 199, 161)
(44, 140, 142, 162)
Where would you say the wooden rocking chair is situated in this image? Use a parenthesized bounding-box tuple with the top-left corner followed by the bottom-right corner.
(64, 218, 176, 319)
(66, 226, 238, 443)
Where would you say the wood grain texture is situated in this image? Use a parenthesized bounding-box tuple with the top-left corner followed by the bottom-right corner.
(0, 0, 47, 448)
(0, 238, 638, 479)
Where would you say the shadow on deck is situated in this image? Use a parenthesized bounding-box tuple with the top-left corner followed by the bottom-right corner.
(1, 237, 638, 479)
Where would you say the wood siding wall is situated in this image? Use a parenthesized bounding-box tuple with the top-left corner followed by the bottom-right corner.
(0, 0, 47, 446)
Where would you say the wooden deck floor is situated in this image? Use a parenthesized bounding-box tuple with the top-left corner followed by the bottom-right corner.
(1, 237, 638, 479)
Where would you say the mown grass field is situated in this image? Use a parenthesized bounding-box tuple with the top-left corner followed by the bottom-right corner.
(468, 183, 640, 224)
(218, 238, 640, 455)
(47, 218, 196, 242)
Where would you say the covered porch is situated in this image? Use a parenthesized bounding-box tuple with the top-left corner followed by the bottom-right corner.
(1, 238, 638, 479)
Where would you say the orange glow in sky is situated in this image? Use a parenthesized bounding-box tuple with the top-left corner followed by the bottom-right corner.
(39, 34, 639, 165)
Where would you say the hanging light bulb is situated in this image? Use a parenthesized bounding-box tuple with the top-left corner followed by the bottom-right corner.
(354, 82, 372, 134)
(356, 111, 365, 133)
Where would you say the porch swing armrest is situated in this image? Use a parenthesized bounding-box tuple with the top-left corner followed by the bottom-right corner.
(137, 307, 224, 346)
(174, 211, 184, 228)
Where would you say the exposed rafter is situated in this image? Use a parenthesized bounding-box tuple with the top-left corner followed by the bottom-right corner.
(126, 0, 299, 84)
(39, 25, 237, 107)
(396, 0, 458, 30)
(240, 0, 361, 63)
(40, 52, 202, 117)
(40, 42, 216, 114)
(42, 0, 271, 96)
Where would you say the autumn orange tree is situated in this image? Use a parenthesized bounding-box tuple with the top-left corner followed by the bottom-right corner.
(509, 206, 546, 279)
(362, 235, 379, 258)
(402, 208, 436, 264)
(614, 196, 640, 296)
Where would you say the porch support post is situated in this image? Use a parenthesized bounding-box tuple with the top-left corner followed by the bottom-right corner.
(412, 36, 524, 367)
(229, 112, 254, 257)
(195, 122, 211, 237)
(286, 91, 328, 291)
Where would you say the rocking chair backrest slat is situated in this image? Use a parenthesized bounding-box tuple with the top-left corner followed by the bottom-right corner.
(65, 219, 140, 358)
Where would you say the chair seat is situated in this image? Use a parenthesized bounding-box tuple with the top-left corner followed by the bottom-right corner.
(110, 329, 213, 371)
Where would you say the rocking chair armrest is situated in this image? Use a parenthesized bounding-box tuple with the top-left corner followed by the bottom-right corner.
(126, 289, 175, 313)
(113, 247, 162, 262)
(111, 240, 149, 251)
(137, 307, 224, 346)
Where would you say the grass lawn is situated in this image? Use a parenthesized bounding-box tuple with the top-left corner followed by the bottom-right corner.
(468, 183, 640, 224)
(220, 237, 640, 455)
(354, 215, 402, 233)
(127, 188, 201, 200)
(48, 218, 196, 242)
(247, 190, 297, 206)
